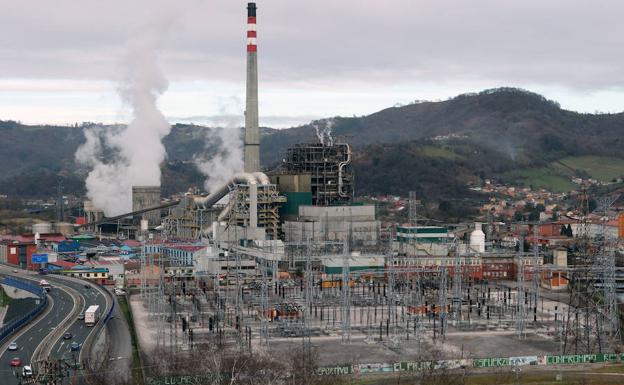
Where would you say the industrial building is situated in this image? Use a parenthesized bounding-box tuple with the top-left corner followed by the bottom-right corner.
(271, 142, 353, 209)
(83, 200, 104, 224)
(132, 185, 161, 227)
(283, 205, 380, 248)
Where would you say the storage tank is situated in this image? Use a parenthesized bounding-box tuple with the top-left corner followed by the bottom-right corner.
(32, 222, 52, 234)
(469, 222, 486, 253)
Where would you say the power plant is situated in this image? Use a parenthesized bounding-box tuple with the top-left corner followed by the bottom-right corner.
(8, 2, 622, 382)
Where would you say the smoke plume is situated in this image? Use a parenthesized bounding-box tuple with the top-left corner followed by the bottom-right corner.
(192, 96, 244, 194)
(75, 18, 173, 216)
(312, 118, 335, 146)
(194, 124, 244, 194)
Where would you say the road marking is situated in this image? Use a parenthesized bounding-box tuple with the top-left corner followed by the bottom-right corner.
(28, 337, 32, 342)
(57, 342, 64, 353)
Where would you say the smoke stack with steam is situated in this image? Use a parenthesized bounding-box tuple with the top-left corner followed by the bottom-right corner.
(244, 2, 260, 173)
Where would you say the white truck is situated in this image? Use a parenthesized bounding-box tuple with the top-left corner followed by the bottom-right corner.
(85, 305, 100, 326)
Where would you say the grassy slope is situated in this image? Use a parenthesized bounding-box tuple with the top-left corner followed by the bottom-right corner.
(417, 145, 459, 159)
(502, 167, 576, 193)
(501, 155, 624, 193)
(559, 156, 624, 181)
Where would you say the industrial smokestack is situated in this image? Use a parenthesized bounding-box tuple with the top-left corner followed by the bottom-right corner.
(244, 2, 260, 173)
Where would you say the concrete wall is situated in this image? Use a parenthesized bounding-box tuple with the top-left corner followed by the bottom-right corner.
(204, 258, 257, 276)
(298, 205, 375, 221)
(284, 220, 380, 245)
(213, 223, 266, 245)
(392, 241, 451, 257)
(272, 174, 312, 192)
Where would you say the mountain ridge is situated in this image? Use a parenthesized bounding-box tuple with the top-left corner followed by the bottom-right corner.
(2, 87, 624, 199)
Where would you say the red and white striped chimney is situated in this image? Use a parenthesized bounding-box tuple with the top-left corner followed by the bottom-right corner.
(244, 2, 260, 173)
(247, 3, 257, 52)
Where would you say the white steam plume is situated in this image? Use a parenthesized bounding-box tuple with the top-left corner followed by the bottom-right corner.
(312, 118, 335, 146)
(75, 18, 173, 216)
(194, 109, 244, 193)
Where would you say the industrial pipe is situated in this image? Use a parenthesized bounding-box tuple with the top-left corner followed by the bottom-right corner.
(217, 199, 236, 223)
(214, 172, 268, 228)
(338, 143, 352, 198)
(253, 171, 271, 185)
(193, 172, 258, 228)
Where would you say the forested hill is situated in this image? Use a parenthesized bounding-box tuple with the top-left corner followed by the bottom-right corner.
(261, 87, 624, 166)
(2, 88, 624, 199)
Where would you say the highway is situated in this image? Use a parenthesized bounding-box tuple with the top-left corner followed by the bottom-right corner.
(45, 276, 108, 369)
(0, 273, 73, 384)
(0, 269, 112, 385)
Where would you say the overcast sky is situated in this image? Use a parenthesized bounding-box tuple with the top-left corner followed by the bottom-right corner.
(1, 0, 623, 127)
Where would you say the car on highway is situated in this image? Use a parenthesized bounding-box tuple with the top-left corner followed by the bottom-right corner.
(78, 312, 85, 320)
(10, 357, 22, 367)
(84, 284, 90, 289)
(8, 342, 18, 351)
(63, 332, 73, 340)
(11, 269, 18, 273)
(70, 342, 80, 352)
(22, 365, 33, 378)
(114, 288, 125, 295)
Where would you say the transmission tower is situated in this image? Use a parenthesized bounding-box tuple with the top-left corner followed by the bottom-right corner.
(531, 224, 541, 321)
(386, 252, 399, 344)
(341, 238, 351, 343)
(451, 241, 462, 324)
(562, 189, 617, 353)
(302, 237, 313, 354)
(260, 258, 269, 345)
(516, 234, 526, 339)
(438, 266, 448, 338)
(411, 272, 425, 350)
(235, 247, 244, 349)
(595, 195, 620, 348)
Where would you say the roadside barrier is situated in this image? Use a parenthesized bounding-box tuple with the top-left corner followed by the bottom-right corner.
(0, 277, 48, 342)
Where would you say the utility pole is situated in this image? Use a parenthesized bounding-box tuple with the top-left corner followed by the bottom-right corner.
(56, 179, 64, 223)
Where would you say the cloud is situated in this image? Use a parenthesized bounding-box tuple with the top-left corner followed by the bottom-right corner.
(2, 1, 624, 88)
(168, 114, 321, 129)
(2, 0, 624, 123)
(74, 9, 175, 216)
